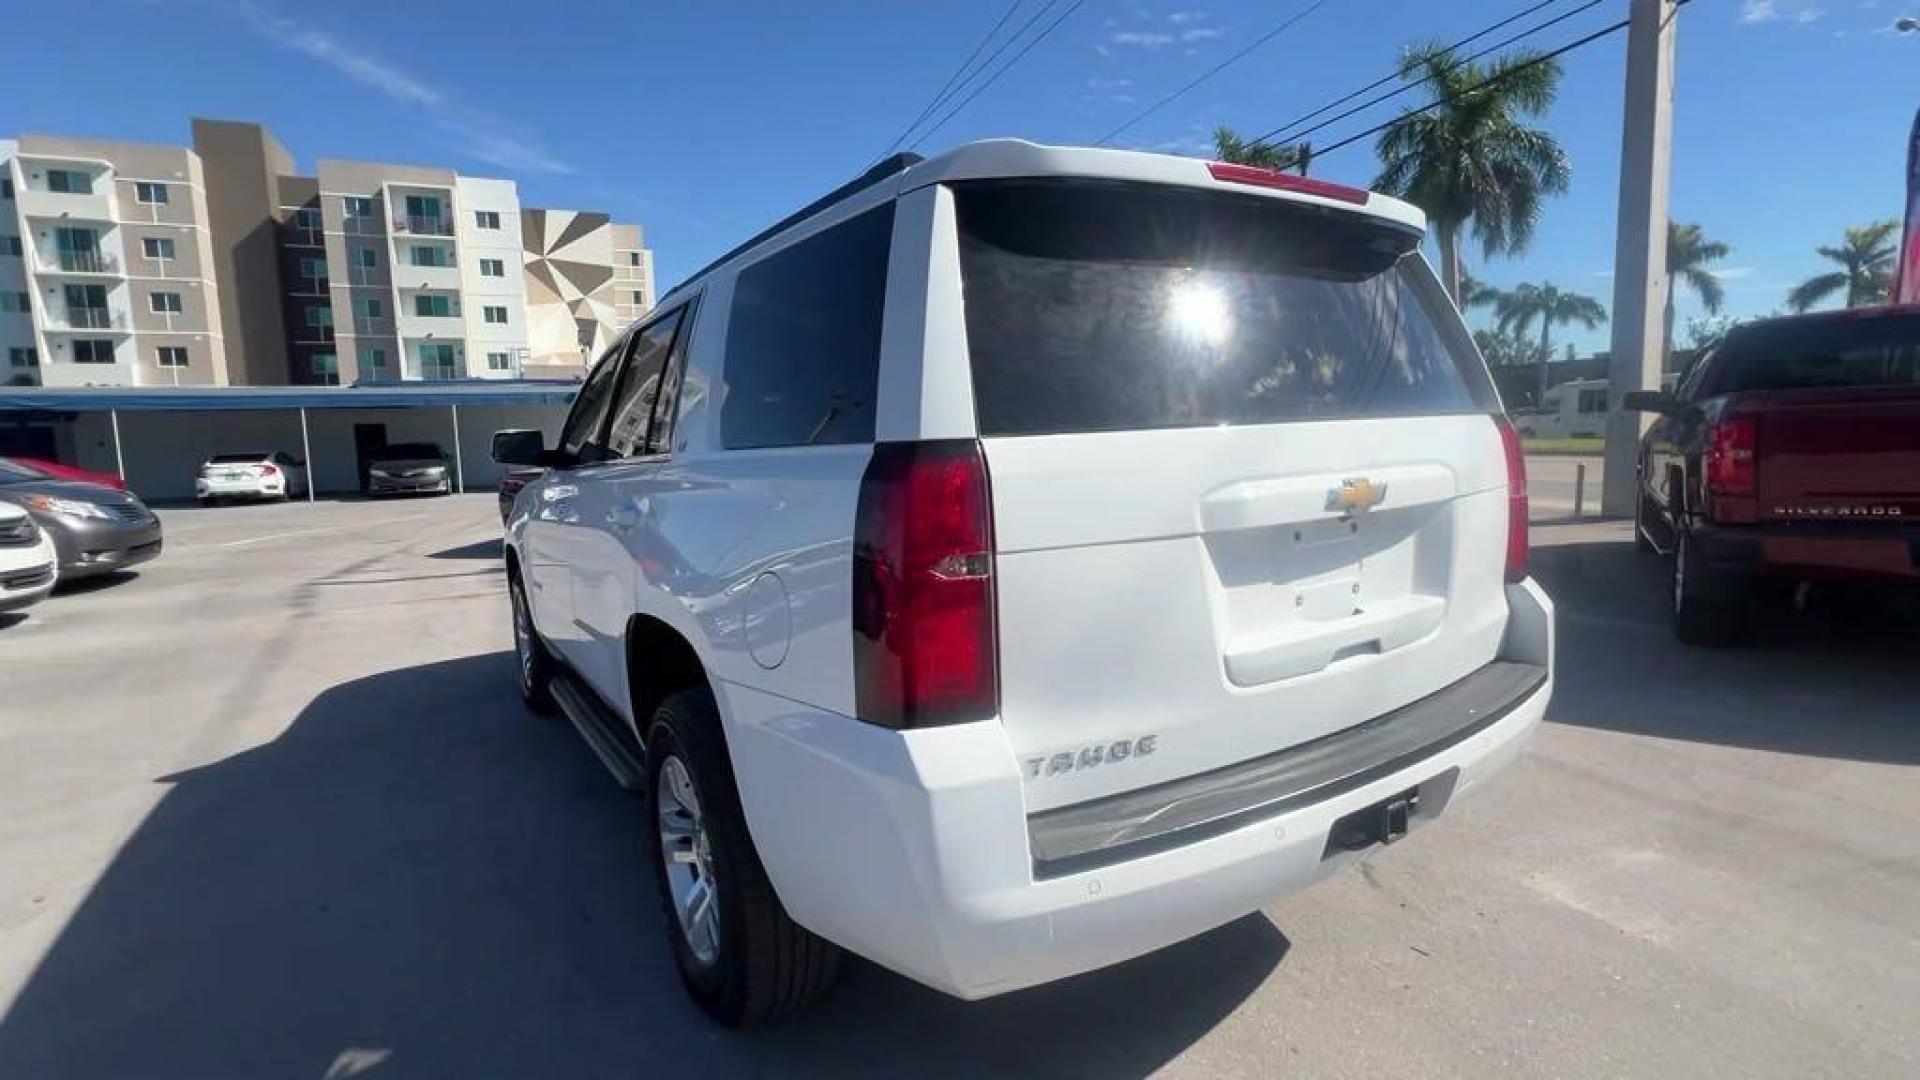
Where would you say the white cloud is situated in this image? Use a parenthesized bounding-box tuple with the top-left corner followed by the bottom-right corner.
(1112, 30, 1176, 46)
(1168, 10, 1208, 24)
(1182, 27, 1225, 41)
(1086, 76, 1134, 90)
(1739, 0, 1825, 23)
(217, 0, 573, 175)
(1707, 266, 1755, 280)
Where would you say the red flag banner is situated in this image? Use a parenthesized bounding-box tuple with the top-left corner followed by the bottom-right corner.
(1897, 106, 1920, 305)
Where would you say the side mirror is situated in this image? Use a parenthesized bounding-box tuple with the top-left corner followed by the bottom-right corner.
(1620, 390, 1680, 416)
(492, 429, 546, 466)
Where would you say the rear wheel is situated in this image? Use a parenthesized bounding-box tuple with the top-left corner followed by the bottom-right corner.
(644, 689, 840, 1027)
(1633, 485, 1656, 554)
(1672, 529, 1742, 646)
(508, 570, 556, 714)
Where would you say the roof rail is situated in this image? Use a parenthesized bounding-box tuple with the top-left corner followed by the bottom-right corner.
(664, 152, 923, 298)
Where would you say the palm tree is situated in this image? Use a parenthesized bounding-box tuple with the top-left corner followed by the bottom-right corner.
(1211, 126, 1312, 175)
(1494, 282, 1606, 406)
(1458, 270, 1504, 312)
(1665, 221, 1728, 359)
(1787, 221, 1899, 312)
(1374, 44, 1570, 304)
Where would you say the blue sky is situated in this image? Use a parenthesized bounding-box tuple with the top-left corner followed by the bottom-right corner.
(12, 0, 1918, 352)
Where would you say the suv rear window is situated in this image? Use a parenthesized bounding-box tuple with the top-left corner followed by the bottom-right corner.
(953, 179, 1493, 437)
(1702, 313, 1920, 395)
(720, 203, 893, 449)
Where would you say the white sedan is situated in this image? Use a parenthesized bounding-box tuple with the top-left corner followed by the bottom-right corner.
(196, 451, 309, 503)
(0, 502, 58, 615)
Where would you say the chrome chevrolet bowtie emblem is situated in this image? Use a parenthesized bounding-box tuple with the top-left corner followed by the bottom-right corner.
(1327, 478, 1387, 516)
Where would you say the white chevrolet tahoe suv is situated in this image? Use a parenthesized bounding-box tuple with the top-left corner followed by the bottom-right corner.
(495, 140, 1554, 1027)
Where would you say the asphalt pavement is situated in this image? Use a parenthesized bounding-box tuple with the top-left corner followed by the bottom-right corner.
(0, 491, 1914, 1078)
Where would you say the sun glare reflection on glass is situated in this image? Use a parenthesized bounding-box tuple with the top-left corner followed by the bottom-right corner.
(1168, 279, 1231, 347)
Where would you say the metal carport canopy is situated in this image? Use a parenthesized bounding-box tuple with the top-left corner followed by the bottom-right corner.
(0, 381, 580, 500)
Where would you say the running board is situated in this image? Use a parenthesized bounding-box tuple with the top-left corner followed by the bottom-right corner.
(550, 671, 647, 791)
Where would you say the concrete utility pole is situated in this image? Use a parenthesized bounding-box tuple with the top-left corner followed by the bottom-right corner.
(1602, 0, 1678, 517)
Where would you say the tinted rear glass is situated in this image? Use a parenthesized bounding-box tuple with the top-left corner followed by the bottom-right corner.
(373, 443, 444, 460)
(1704, 313, 1920, 395)
(208, 453, 269, 464)
(954, 179, 1493, 437)
(720, 203, 894, 449)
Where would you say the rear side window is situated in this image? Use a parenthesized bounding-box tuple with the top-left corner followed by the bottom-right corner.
(604, 309, 685, 458)
(1704, 314, 1920, 395)
(954, 180, 1493, 437)
(721, 204, 894, 449)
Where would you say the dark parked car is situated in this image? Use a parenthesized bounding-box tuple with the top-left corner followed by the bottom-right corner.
(1625, 305, 1919, 644)
(498, 467, 543, 523)
(367, 442, 453, 496)
(0, 458, 163, 579)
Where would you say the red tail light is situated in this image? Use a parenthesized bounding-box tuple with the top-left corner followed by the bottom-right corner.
(259, 463, 279, 477)
(1206, 161, 1368, 205)
(1704, 418, 1757, 495)
(852, 441, 998, 729)
(1495, 417, 1529, 583)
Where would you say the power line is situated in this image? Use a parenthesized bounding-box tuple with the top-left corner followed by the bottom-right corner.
(1094, 0, 1335, 147)
(877, 0, 1028, 160)
(910, 0, 1089, 152)
(1284, 10, 1643, 170)
(1247, 0, 1599, 151)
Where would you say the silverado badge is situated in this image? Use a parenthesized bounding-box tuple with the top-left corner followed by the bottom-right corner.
(1327, 477, 1388, 516)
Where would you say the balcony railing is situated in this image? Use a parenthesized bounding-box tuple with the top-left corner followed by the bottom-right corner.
(343, 216, 385, 237)
(411, 306, 461, 319)
(395, 215, 454, 236)
(52, 251, 118, 274)
(354, 317, 394, 335)
(60, 308, 126, 330)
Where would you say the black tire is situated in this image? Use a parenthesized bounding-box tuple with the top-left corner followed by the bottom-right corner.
(1633, 486, 1656, 554)
(644, 688, 840, 1027)
(508, 569, 556, 714)
(1672, 529, 1743, 646)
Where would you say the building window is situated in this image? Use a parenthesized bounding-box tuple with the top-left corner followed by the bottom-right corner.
(355, 248, 378, 268)
(135, 181, 170, 205)
(409, 245, 449, 268)
(299, 256, 328, 285)
(157, 345, 189, 368)
(306, 305, 334, 329)
(474, 210, 500, 229)
(478, 257, 504, 277)
(3, 236, 20, 257)
(1, 176, 12, 199)
(295, 206, 321, 230)
(483, 305, 508, 324)
(352, 296, 383, 319)
(414, 294, 455, 318)
(632, 291, 645, 304)
(311, 352, 339, 383)
(343, 196, 376, 218)
(72, 339, 115, 364)
(359, 345, 387, 371)
(486, 350, 512, 371)
(629, 252, 641, 266)
(0, 293, 27, 313)
(8, 347, 36, 368)
(46, 170, 91, 194)
(149, 291, 183, 314)
(142, 236, 176, 260)
(419, 341, 460, 378)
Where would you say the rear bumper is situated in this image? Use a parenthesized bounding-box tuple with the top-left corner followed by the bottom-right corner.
(722, 578, 1554, 1000)
(197, 479, 284, 499)
(1695, 520, 1920, 582)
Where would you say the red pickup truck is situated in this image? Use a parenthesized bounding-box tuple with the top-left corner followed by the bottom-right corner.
(1626, 306, 1919, 644)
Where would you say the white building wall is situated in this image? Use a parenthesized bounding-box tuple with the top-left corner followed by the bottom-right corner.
(454, 177, 529, 379)
(0, 142, 36, 384)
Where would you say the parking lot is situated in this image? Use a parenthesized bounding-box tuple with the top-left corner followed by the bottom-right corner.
(1, 487, 1916, 1078)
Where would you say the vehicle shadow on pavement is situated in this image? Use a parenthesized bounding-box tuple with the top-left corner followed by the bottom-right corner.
(51, 571, 139, 597)
(428, 538, 502, 561)
(0, 653, 1281, 1078)
(1533, 539, 1920, 765)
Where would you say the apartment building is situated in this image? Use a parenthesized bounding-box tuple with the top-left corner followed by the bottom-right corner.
(1, 120, 652, 387)
(1, 136, 227, 388)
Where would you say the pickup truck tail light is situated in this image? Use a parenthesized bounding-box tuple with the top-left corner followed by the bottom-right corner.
(1704, 417, 1759, 523)
(852, 440, 999, 729)
(1495, 416, 1529, 583)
